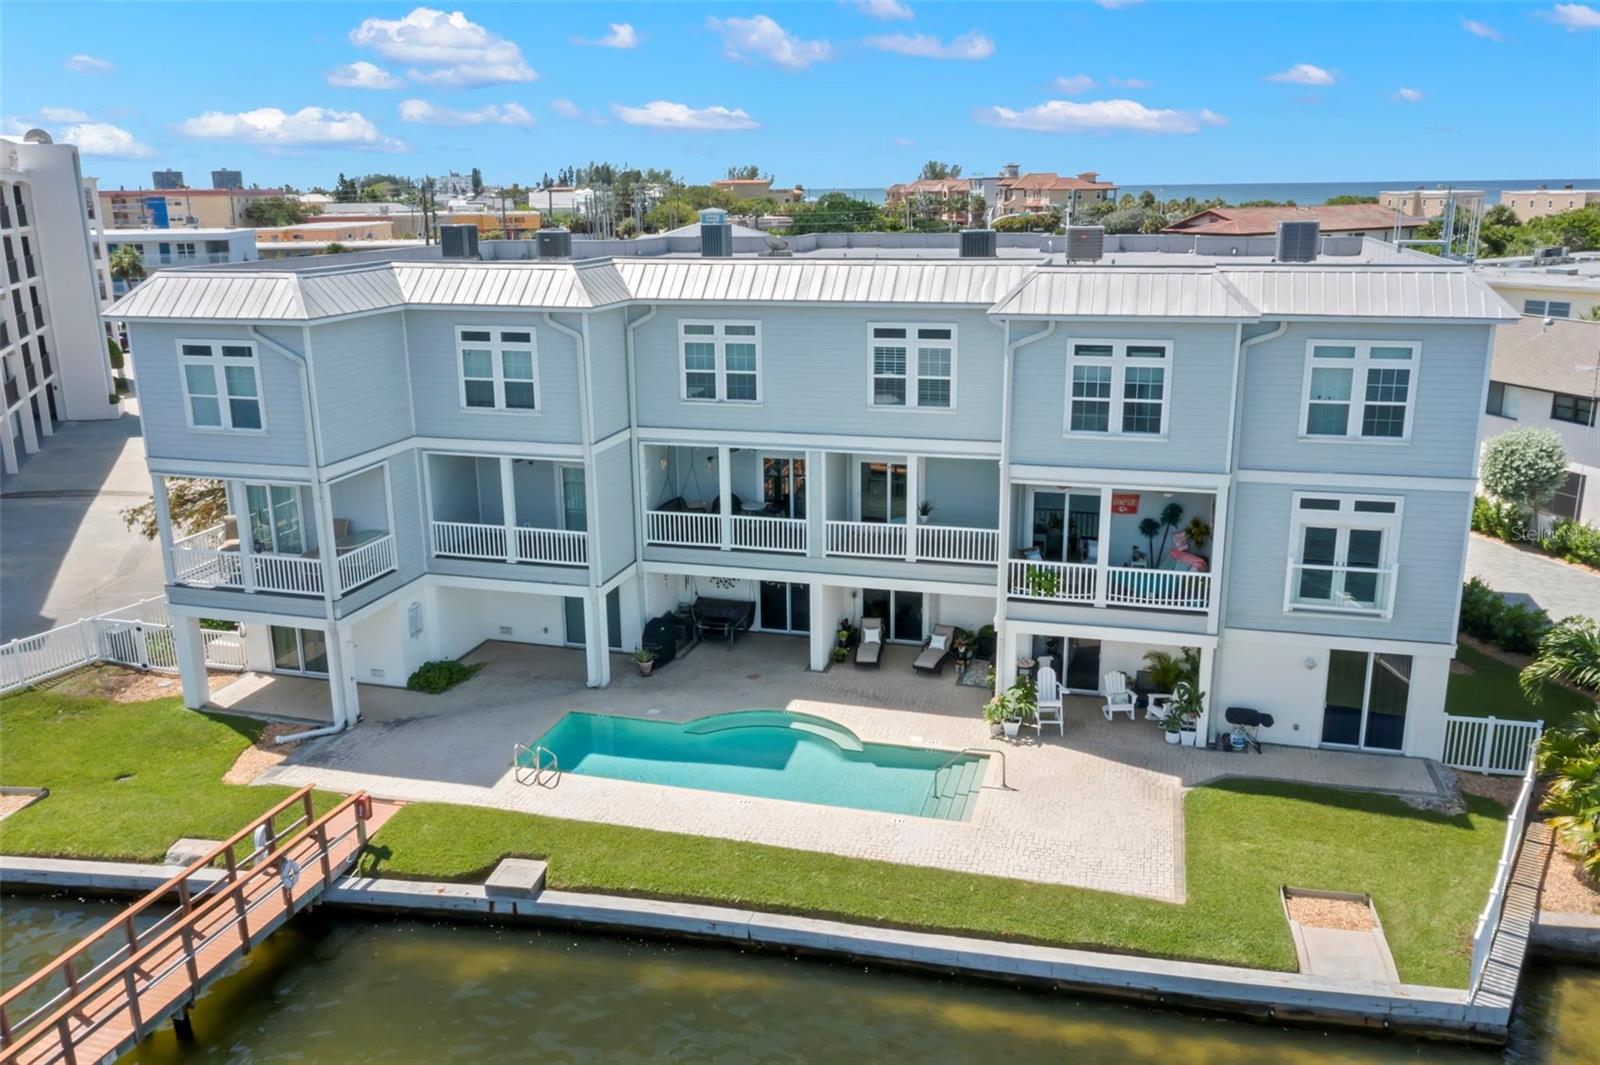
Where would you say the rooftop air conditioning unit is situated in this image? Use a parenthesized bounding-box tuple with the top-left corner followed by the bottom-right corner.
(439, 224, 479, 260)
(1532, 245, 1569, 263)
(701, 218, 733, 258)
(1275, 220, 1320, 263)
(959, 228, 998, 258)
(536, 227, 572, 259)
(1063, 225, 1104, 262)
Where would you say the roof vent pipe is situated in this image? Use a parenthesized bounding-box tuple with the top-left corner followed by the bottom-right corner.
(960, 228, 997, 258)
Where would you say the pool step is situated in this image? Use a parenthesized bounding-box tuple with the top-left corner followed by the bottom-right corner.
(919, 757, 985, 821)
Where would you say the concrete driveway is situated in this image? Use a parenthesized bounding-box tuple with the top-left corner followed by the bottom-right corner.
(0, 398, 165, 640)
(1466, 533, 1600, 624)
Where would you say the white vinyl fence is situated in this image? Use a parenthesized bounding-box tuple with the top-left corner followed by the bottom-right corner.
(1442, 715, 1544, 776)
(1468, 751, 1539, 995)
(0, 596, 245, 695)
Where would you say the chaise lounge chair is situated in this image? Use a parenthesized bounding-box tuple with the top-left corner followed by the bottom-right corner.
(912, 624, 957, 675)
(855, 617, 884, 667)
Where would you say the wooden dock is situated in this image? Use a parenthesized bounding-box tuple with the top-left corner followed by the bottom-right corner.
(0, 786, 392, 1065)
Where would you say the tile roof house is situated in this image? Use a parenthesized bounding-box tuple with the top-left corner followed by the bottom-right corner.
(993, 171, 1118, 219)
(1164, 204, 1427, 239)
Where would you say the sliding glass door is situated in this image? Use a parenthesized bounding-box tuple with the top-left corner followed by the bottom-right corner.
(269, 625, 328, 676)
(559, 466, 587, 531)
(1320, 650, 1411, 751)
(1026, 488, 1100, 563)
(757, 581, 810, 633)
(245, 484, 306, 555)
(860, 462, 907, 524)
(762, 457, 806, 518)
(861, 588, 923, 643)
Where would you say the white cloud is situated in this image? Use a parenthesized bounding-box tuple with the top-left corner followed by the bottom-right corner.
(893, 135, 915, 146)
(350, 6, 536, 85)
(1109, 76, 1151, 89)
(1395, 86, 1424, 102)
(1546, 3, 1600, 30)
(707, 15, 833, 69)
(398, 99, 533, 126)
(1052, 74, 1095, 94)
(64, 54, 114, 74)
(574, 22, 639, 48)
(178, 106, 405, 150)
(864, 31, 994, 59)
(612, 100, 759, 131)
(1266, 63, 1335, 85)
(326, 61, 405, 89)
(37, 106, 92, 123)
(550, 98, 582, 118)
(975, 98, 1227, 134)
(8, 110, 153, 157)
(852, 0, 914, 19)
(1095, 0, 1143, 8)
(1461, 18, 1503, 40)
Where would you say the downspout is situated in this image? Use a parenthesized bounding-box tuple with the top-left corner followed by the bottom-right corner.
(1205, 319, 1286, 746)
(545, 312, 605, 681)
(247, 324, 347, 743)
(993, 319, 1057, 669)
(625, 305, 657, 568)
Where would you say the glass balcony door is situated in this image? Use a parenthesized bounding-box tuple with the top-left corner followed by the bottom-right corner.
(860, 462, 907, 523)
(245, 484, 306, 555)
(762, 457, 806, 518)
(559, 466, 587, 531)
(270, 625, 328, 676)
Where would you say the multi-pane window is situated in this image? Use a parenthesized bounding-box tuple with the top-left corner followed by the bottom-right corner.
(679, 321, 761, 403)
(1551, 392, 1596, 426)
(869, 324, 956, 409)
(457, 327, 538, 412)
(1301, 341, 1418, 440)
(1285, 494, 1402, 616)
(1064, 340, 1170, 435)
(178, 340, 262, 430)
(1523, 299, 1572, 318)
(1485, 381, 1509, 418)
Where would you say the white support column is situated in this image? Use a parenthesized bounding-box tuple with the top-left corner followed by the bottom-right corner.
(324, 622, 354, 728)
(1204, 483, 1229, 633)
(904, 455, 920, 562)
(0, 409, 17, 474)
(1095, 488, 1113, 607)
(807, 583, 830, 671)
(717, 445, 732, 550)
(998, 622, 1020, 691)
(315, 480, 339, 599)
(231, 482, 257, 593)
(805, 449, 824, 559)
(172, 616, 209, 710)
(151, 474, 178, 584)
(1196, 643, 1217, 745)
(584, 589, 610, 687)
(500, 456, 517, 563)
(16, 381, 39, 455)
(36, 391, 54, 438)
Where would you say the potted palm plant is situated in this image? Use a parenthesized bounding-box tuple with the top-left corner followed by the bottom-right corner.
(1171, 680, 1205, 746)
(634, 648, 656, 677)
(1161, 704, 1184, 744)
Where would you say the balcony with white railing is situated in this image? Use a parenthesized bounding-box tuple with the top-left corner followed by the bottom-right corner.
(645, 508, 722, 549)
(731, 514, 807, 553)
(1286, 563, 1397, 618)
(429, 519, 587, 567)
(1007, 559, 1097, 603)
(426, 454, 590, 570)
(169, 525, 399, 597)
(915, 524, 1000, 564)
(825, 520, 906, 559)
(1105, 566, 1212, 613)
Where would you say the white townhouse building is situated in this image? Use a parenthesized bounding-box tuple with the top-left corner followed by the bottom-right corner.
(102, 228, 259, 297)
(1, 131, 120, 476)
(108, 221, 1517, 763)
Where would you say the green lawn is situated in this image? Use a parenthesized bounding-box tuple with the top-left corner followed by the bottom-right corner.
(0, 689, 329, 861)
(1, 689, 1506, 987)
(1447, 643, 1593, 729)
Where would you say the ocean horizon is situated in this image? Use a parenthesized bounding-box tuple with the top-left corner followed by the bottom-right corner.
(805, 177, 1598, 207)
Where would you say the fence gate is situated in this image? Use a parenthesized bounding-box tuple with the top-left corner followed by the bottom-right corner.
(92, 619, 176, 672)
(1443, 715, 1544, 776)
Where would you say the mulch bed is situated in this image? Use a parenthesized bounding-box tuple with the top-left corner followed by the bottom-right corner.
(221, 723, 307, 785)
(1286, 895, 1376, 931)
(39, 665, 242, 704)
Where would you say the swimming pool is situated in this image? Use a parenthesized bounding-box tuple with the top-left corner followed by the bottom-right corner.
(524, 710, 987, 821)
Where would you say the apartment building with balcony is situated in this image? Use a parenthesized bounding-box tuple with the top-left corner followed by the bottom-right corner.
(103, 228, 259, 296)
(1, 131, 118, 475)
(108, 221, 1516, 762)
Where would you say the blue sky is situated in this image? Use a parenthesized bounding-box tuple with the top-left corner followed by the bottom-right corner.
(4, 1, 1598, 191)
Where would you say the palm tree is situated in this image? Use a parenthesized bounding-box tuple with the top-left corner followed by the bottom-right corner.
(1535, 706, 1600, 879)
(108, 245, 145, 292)
(1520, 617, 1600, 702)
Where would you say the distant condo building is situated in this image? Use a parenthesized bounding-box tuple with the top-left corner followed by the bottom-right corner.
(211, 168, 244, 191)
(1499, 185, 1600, 222)
(151, 169, 184, 190)
(710, 178, 805, 204)
(1377, 187, 1486, 219)
(1, 131, 119, 475)
(102, 228, 259, 296)
(1165, 204, 1427, 240)
(100, 186, 290, 229)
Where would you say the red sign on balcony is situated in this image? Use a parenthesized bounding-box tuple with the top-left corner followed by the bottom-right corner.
(1111, 492, 1140, 514)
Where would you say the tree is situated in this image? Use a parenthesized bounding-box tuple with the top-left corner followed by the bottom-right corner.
(919, 160, 962, 181)
(783, 192, 880, 234)
(1533, 704, 1600, 879)
(334, 172, 359, 202)
(1324, 194, 1379, 205)
(242, 196, 307, 227)
(725, 164, 766, 181)
(1100, 206, 1158, 234)
(108, 246, 144, 291)
(1522, 617, 1600, 702)
(121, 478, 228, 540)
(470, 167, 483, 194)
(107, 337, 125, 380)
(992, 210, 1060, 232)
(319, 242, 351, 254)
(1480, 428, 1571, 512)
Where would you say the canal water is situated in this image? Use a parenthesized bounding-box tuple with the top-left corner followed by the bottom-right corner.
(1, 896, 1592, 1064)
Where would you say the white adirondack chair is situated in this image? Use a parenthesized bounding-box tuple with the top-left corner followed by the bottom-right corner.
(1102, 671, 1136, 721)
(1035, 664, 1064, 735)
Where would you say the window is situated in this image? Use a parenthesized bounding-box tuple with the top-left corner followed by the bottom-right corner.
(869, 324, 956, 409)
(1551, 392, 1596, 426)
(1301, 340, 1418, 441)
(456, 327, 538, 412)
(678, 321, 761, 403)
(1549, 472, 1586, 522)
(1064, 340, 1170, 436)
(1285, 493, 1402, 617)
(1485, 381, 1509, 418)
(1524, 299, 1573, 318)
(178, 340, 262, 430)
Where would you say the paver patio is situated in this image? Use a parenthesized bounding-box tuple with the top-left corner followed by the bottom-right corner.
(239, 636, 1447, 902)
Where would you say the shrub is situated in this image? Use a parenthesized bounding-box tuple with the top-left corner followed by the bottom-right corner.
(405, 659, 482, 694)
(1480, 428, 1570, 511)
(1534, 707, 1600, 880)
(1458, 578, 1553, 655)
(1472, 494, 1534, 541)
(1541, 519, 1600, 569)
(107, 337, 125, 373)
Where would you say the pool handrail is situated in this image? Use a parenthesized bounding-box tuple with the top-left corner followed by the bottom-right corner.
(512, 742, 561, 788)
(937, 747, 1009, 791)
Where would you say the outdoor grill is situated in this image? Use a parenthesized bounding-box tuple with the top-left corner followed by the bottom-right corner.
(1223, 706, 1274, 753)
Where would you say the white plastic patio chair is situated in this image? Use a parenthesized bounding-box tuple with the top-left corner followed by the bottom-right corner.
(1102, 671, 1136, 721)
(1035, 664, 1064, 735)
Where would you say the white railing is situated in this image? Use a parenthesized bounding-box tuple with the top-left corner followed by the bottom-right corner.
(0, 597, 243, 694)
(251, 553, 324, 596)
(1006, 559, 1097, 603)
(172, 523, 227, 552)
(1105, 566, 1213, 612)
(731, 515, 807, 554)
(1443, 715, 1544, 776)
(432, 520, 508, 561)
(916, 525, 999, 564)
(169, 546, 244, 589)
(516, 526, 589, 566)
(1468, 751, 1540, 995)
(337, 534, 397, 593)
(646, 510, 721, 548)
(1286, 563, 1397, 617)
(826, 520, 906, 559)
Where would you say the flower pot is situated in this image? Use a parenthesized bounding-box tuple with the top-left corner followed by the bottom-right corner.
(636, 661, 654, 677)
(1164, 729, 1181, 745)
(989, 721, 1003, 738)
(1002, 719, 1021, 739)
(1179, 728, 1198, 747)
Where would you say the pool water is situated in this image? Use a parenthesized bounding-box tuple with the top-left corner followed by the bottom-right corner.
(526, 710, 987, 820)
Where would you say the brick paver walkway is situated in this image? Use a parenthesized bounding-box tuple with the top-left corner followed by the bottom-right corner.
(250, 636, 1445, 901)
(1466, 533, 1600, 623)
